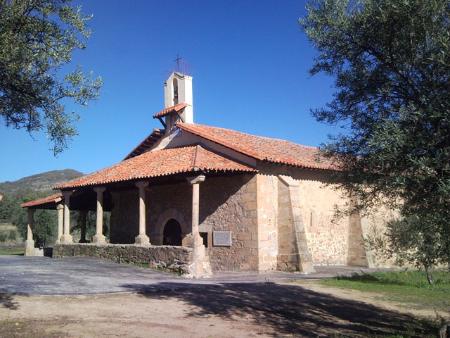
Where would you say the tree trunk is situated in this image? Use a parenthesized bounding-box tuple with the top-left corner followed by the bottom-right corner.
(424, 265, 434, 285)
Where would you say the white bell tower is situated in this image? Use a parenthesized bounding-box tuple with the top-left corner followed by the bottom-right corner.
(164, 72, 193, 124)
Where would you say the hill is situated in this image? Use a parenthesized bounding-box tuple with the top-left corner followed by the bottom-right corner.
(0, 169, 83, 196)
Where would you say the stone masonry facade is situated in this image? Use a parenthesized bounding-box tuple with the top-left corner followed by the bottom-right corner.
(107, 165, 393, 272)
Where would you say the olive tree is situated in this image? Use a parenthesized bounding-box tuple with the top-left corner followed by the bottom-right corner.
(301, 0, 450, 279)
(0, 0, 102, 154)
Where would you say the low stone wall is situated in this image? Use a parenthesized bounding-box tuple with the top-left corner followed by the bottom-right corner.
(53, 244, 193, 275)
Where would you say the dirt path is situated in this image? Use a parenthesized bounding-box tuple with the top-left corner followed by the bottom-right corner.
(0, 293, 268, 338)
(0, 282, 439, 337)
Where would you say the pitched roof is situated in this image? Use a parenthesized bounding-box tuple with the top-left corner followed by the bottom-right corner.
(21, 193, 62, 208)
(56, 145, 256, 190)
(153, 103, 187, 119)
(177, 123, 339, 171)
(124, 128, 164, 160)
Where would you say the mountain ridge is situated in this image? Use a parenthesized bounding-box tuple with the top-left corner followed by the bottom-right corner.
(0, 169, 84, 196)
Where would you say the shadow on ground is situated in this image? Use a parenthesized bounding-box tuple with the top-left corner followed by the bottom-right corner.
(122, 282, 436, 337)
(0, 293, 19, 310)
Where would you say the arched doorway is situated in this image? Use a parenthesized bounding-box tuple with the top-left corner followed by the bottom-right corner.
(163, 219, 182, 246)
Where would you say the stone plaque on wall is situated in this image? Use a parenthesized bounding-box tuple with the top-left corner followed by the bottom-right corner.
(213, 231, 232, 247)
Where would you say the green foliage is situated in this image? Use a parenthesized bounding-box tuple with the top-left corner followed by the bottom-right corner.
(321, 270, 450, 311)
(368, 214, 450, 283)
(0, 194, 20, 221)
(0, 190, 56, 245)
(0, 246, 24, 255)
(7, 230, 16, 241)
(301, 0, 450, 271)
(0, 0, 102, 154)
(33, 209, 56, 246)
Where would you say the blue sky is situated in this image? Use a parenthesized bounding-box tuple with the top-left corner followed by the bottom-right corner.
(0, 0, 337, 182)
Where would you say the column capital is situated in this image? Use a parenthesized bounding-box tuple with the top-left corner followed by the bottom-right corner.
(187, 175, 205, 185)
(135, 181, 149, 189)
(56, 203, 64, 210)
(62, 190, 73, 199)
(93, 186, 106, 194)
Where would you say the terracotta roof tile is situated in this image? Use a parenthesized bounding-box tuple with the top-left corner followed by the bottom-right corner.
(124, 128, 164, 160)
(55, 145, 256, 190)
(177, 123, 339, 171)
(153, 103, 187, 119)
(21, 193, 62, 208)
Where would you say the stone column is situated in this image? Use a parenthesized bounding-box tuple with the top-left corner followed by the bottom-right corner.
(188, 175, 205, 248)
(78, 210, 88, 243)
(60, 191, 73, 243)
(135, 181, 150, 245)
(56, 203, 64, 244)
(25, 209, 35, 256)
(93, 187, 106, 244)
(187, 175, 211, 277)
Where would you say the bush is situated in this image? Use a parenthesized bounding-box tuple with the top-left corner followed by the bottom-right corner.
(8, 230, 17, 242)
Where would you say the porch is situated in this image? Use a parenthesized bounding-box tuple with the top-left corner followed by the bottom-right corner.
(21, 145, 257, 277)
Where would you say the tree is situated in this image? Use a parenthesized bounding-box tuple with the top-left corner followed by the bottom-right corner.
(33, 209, 56, 246)
(0, 0, 102, 154)
(301, 0, 450, 275)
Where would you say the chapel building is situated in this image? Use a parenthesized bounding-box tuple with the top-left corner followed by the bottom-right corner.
(22, 72, 392, 277)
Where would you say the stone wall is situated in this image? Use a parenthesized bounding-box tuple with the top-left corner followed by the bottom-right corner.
(277, 178, 296, 269)
(200, 175, 259, 271)
(347, 207, 369, 266)
(53, 244, 192, 274)
(256, 163, 396, 267)
(146, 182, 191, 245)
(110, 174, 259, 272)
(296, 177, 350, 266)
(256, 174, 278, 271)
(107, 164, 396, 271)
(276, 176, 314, 272)
(360, 206, 400, 267)
(110, 190, 139, 244)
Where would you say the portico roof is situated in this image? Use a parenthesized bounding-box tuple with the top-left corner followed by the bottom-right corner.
(55, 145, 256, 190)
(21, 193, 63, 209)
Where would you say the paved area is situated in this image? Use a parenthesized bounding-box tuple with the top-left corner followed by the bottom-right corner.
(0, 255, 380, 295)
(0, 256, 435, 337)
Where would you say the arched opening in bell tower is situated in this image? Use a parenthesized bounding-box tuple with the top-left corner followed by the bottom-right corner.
(172, 78, 179, 105)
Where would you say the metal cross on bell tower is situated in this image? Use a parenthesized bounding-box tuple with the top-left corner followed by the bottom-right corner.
(173, 54, 190, 75)
(174, 54, 182, 72)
